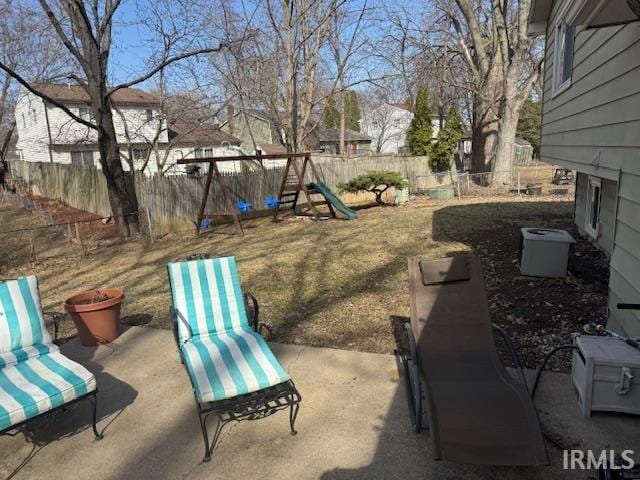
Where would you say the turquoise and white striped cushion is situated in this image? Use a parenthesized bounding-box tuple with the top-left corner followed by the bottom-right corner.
(0, 350, 97, 431)
(181, 330, 290, 403)
(0, 276, 53, 353)
(0, 344, 59, 369)
(168, 257, 251, 342)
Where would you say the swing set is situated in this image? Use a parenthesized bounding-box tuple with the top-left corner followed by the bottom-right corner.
(177, 152, 356, 236)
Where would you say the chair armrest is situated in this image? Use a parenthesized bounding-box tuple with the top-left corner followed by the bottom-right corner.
(244, 292, 260, 333)
(169, 306, 192, 347)
(43, 311, 63, 343)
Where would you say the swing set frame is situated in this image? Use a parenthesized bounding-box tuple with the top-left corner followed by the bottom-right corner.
(177, 152, 333, 236)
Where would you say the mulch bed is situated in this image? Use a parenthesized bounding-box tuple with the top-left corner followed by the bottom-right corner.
(477, 223, 609, 372)
(23, 194, 118, 241)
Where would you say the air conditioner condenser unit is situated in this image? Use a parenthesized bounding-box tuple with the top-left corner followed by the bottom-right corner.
(519, 228, 576, 278)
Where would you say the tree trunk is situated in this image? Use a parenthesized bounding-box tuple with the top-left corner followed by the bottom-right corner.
(492, 108, 519, 185)
(97, 101, 140, 235)
(471, 96, 499, 174)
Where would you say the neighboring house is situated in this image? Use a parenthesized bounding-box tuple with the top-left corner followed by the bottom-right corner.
(360, 103, 441, 154)
(164, 122, 242, 174)
(221, 106, 371, 158)
(308, 128, 372, 155)
(14, 84, 240, 175)
(529, 0, 640, 337)
(220, 107, 283, 154)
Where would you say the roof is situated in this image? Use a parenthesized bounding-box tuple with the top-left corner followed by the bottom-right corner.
(515, 137, 532, 146)
(32, 84, 159, 106)
(318, 128, 371, 143)
(168, 122, 241, 146)
(528, 0, 554, 34)
(391, 103, 413, 112)
(257, 143, 287, 155)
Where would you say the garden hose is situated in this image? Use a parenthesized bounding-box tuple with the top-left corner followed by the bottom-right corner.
(530, 345, 579, 399)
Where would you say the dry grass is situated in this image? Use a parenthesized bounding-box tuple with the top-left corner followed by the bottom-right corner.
(0, 191, 576, 354)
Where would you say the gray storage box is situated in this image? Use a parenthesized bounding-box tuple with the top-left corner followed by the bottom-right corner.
(519, 228, 575, 277)
(571, 335, 640, 417)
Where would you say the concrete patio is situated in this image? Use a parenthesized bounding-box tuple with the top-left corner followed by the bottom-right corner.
(1, 326, 638, 480)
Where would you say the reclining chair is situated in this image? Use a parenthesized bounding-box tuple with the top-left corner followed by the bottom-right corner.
(405, 254, 548, 466)
(0, 276, 102, 440)
(167, 256, 301, 462)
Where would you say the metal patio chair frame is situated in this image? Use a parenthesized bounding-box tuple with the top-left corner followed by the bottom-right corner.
(170, 290, 301, 463)
(0, 311, 103, 440)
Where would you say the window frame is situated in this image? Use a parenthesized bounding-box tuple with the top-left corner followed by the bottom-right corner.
(552, 0, 577, 97)
(78, 106, 91, 121)
(585, 176, 602, 239)
(132, 148, 149, 161)
(145, 109, 153, 122)
(71, 151, 94, 167)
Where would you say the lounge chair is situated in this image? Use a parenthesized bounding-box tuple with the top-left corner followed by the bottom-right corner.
(167, 255, 301, 462)
(0, 276, 102, 440)
(405, 254, 548, 466)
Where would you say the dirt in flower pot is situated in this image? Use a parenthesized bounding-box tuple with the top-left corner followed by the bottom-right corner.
(75, 292, 114, 305)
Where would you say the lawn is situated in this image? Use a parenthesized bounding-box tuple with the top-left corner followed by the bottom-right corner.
(0, 186, 608, 370)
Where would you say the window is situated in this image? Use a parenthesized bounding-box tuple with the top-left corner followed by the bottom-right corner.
(71, 151, 94, 167)
(194, 149, 203, 159)
(204, 148, 213, 158)
(79, 107, 91, 121)
(31, 108, 37, 124)
(145, 109, 153, 122)
(22, 113, 27, 129)
(553, 2, 576, 95)
(132, 148, 149, 160)
(585, 176, 601, 238)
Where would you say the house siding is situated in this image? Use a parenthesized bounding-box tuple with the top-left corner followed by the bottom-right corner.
(221, 114, 273, 152)
(14, 93, 51, 163)
(540, 3, 640, 336)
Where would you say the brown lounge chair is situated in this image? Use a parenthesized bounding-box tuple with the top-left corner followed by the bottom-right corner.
(404, 254, 548, 466)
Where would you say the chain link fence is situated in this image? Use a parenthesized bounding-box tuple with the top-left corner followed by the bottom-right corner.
(414, 163, 575, 200)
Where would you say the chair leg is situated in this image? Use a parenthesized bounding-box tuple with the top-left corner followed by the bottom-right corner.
(90, 392, 104, 440)
(289, 401, 299, 435)
(198, 409, 212, 462)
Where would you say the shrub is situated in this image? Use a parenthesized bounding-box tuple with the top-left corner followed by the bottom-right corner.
(338, 171, 408, 205)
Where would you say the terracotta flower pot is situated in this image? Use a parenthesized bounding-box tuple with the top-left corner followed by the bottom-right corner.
(64, 288, 124, 346)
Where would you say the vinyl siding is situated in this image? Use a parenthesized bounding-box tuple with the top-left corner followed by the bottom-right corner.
(540, 2, 640, 337)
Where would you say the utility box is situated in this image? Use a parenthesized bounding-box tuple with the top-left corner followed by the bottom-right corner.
(571, 335, 640, 417)
(518, 228, 575, 277)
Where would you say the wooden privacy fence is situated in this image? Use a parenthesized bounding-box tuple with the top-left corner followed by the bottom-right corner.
(9, 155, 447, 231)
(10, 161, 113, 217)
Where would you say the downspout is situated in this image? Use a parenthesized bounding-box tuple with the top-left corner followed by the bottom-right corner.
(608, 167, 623, 332)
(43, 99, 54, 163)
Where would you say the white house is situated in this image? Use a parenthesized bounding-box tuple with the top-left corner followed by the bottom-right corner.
(529, 0, 640, 337)
(14, 84, 241, 175)
(360, 103, 441, 154)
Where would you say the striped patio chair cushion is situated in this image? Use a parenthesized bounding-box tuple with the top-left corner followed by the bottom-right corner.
(0, 276, 53, 353)
(168, 257, 250, 342)
(0, 350, 97, 431)
(181, 330, 290, 403)
(0, 344, 60, 369)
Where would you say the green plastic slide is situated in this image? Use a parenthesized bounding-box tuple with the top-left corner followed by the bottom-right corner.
(310, 181, 358, 220)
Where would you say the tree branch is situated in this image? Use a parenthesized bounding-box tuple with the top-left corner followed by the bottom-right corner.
(37, 0, 89, 71)
(454, 0, 490, 75)
(108, 43, 235, 95)
(0, 60, 97, 129)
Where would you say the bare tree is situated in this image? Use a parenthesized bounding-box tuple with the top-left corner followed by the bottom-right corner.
(0, 0, 238, 234)
(445, 0, 542, 180)
(0, 0, 66, 163)
(216, 0, 373, 153)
